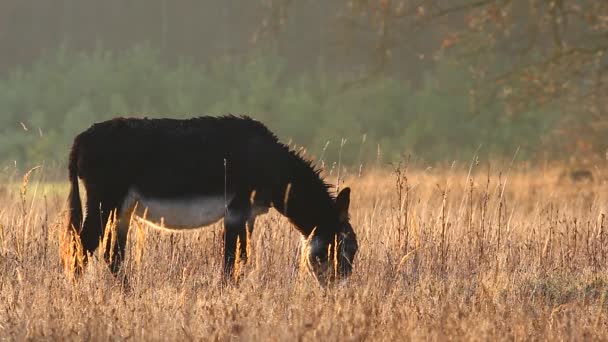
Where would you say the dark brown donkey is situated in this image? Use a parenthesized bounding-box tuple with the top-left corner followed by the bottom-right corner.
(66, 115, 358, 281)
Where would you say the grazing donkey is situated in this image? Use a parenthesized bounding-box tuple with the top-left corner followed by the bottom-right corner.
(67, 115, 358, 281)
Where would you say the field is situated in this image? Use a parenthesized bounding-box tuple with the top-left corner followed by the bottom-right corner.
(0, 163, 607, 341)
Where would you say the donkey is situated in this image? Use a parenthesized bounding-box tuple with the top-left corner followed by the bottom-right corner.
(66, 115, 358, 282)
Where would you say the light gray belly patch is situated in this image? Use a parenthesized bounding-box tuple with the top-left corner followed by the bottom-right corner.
(122, 189, 234, 230)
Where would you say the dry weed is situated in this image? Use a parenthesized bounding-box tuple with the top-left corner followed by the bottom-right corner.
(0, 164, 606, 340)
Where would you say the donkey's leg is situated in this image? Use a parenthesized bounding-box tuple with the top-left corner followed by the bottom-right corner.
(223, 194, 252, 277)
(76, 196, 118, 271)
(79, 197, 104, 262)
(105, 203, 134, 275)
(104, 196, 137, 275)
(79, 190, 128, 275)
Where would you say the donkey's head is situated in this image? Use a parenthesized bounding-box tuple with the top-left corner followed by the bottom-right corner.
(305, 187, 358, 283)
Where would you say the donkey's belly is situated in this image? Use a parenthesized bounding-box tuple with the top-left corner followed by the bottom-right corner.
(124, 189, 233, 230)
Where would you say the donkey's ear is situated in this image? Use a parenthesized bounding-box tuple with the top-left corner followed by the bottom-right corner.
(336, 187, 351, 222)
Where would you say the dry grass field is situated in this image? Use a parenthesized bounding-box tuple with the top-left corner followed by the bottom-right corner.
(1, 163, 607, 341)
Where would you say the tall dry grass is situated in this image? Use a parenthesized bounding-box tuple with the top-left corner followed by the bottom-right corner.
(0, 163, 607, 341)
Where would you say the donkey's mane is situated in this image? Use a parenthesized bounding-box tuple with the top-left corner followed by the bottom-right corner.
(216, 114, 335, 201)
(286, 148, 335, 199)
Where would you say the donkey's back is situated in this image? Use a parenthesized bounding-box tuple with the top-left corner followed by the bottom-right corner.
(73, 116, 277, 169)
(71, 116, 281, 193)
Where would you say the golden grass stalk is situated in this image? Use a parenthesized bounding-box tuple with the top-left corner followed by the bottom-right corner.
(60, 224, 84, 278)
(333, 234, 339, 280)
(299, 227, 318, 283)
(234, 235, 242, 283)
(100, 209, 118, 265)
(596, 289, 607, 328)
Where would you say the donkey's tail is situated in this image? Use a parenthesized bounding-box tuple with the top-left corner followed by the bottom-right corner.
(67, 139, 82, 232)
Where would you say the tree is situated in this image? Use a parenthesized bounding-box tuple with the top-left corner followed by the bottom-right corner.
(262, 0, 608, 160)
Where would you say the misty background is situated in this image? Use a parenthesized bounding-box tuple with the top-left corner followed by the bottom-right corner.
(0, 0, 606, 171)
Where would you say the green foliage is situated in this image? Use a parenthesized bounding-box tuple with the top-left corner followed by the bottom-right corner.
(0, 45, 560, 169)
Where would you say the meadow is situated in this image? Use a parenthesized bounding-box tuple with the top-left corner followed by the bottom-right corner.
(0, 162, 607, 341)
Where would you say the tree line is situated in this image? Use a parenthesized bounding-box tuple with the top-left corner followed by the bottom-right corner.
(0, 46, 557, 170)
(1, 0, 603, 170)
